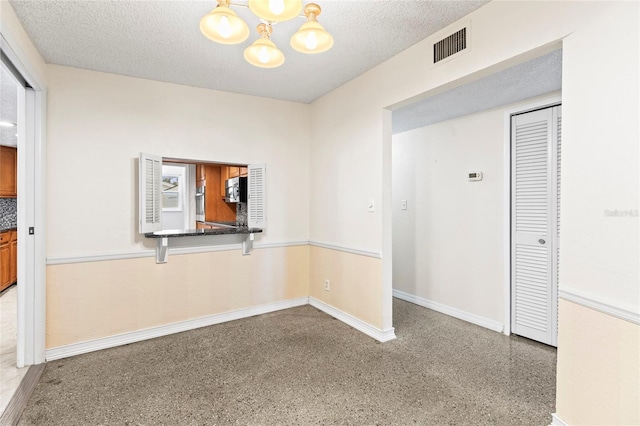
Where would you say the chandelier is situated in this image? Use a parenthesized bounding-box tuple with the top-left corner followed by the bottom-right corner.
(200, 0, 334, 68)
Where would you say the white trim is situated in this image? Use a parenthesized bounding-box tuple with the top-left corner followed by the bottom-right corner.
(559, 287, 640, 325)
(309, 240, 382, 259)
(46, 241, 311, 265)
(1, 15, 48, 366)
(308, 297, 396, 342)
(45, 297, 309, 361)
(47, 250, 155, 265)
(502, 92, 563, 337)
(0, 34, 45, 92)
(255, 240, 309, 249)
(381, 107, 394, 331)
(551, 413, 569, 426)
(393, 289, 504, 333)
(502, 102, 512, 336)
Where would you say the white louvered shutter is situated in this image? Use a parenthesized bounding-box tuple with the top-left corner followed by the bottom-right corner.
(139, 152, 162, 233)
(511, 106, 560, 346)
(247, 164, 266, 229)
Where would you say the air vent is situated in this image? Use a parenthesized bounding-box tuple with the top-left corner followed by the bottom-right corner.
(433, 27, 467, 63)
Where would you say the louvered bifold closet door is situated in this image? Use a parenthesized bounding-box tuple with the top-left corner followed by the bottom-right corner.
(511, 106, 560, 346)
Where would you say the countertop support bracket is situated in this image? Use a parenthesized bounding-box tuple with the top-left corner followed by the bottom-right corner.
(242, 233, 255, 256)
(156, 237, 169, 263)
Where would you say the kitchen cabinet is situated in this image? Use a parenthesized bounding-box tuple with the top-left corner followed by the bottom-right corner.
(220, 166, 248, 196)
(196, 164, 206, 183)
(205, 165, 236, 222)
(0, 146, 17, 197)
(0, 230, 16, 292)
(10, 230, 17, 284)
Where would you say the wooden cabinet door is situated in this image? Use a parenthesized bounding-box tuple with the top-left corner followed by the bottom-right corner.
(240, 167, 248, 177)
(228, 167, 240, 178)
(0, 146, 17, 197)
(205, 165, 236, 222)
(0, 232, 10, 291)
(220, 166, 229, 198)
(10, 231, 17, 284)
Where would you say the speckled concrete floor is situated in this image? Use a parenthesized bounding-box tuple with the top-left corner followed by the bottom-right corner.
(19, 299, 556, 425)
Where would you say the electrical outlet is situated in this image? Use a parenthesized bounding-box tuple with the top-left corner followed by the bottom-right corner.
(324, 279, 330, 291)
(401, 200, 408, 210)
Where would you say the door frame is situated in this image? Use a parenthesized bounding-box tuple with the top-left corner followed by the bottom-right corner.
(502, 93, 561, 336)
(1, 31, 47, 365)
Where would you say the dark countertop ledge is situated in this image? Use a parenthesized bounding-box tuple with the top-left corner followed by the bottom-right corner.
(144, 226, 262, 239)
(0, 227, 17, 233)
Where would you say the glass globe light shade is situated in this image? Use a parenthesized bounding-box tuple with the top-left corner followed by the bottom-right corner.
(244, 38, 285, 68)
(200, 5, 250, 44)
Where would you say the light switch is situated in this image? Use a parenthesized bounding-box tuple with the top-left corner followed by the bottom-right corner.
(368, 199, 375, 212)
(401, 200, 408, 210)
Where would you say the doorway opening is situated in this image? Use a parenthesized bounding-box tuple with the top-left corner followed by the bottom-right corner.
(0, 59, 25, 414)
(0, 34, 47, 420)
(389, 48, 562, 337)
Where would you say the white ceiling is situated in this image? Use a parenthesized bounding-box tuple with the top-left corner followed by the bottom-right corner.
(8, 0, 488, 104)
(3, 1, 562, 146)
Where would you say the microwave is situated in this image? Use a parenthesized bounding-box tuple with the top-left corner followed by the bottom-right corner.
(225, 177, 247, 203)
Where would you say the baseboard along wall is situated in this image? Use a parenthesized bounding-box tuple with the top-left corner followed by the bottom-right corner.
(550, 413, 569, 426)
(46, 296, 396, 361)
(45, 297, 308, 361)
(392, 289, 504, 333)
(309, 297, 396, 342)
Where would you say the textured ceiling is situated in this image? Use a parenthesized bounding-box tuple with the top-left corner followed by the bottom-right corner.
(392, 49, 563, 134)
(9, 0, 488, 104)
(0, 65, 18, 147)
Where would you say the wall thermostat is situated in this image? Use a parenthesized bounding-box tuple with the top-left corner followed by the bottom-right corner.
(468, 171, 483, 181)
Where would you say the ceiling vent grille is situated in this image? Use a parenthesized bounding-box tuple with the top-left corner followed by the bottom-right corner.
(433, 27, 467, 63)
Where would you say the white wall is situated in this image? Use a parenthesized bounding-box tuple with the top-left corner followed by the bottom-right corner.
(46, 65, 311, 258)
(392, 94, 562, 329)
(392, 104, 509, 325)
(43, 65, 313, 349)
(310, 1, 639, 423)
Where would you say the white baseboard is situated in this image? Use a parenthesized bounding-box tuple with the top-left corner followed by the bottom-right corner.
(393, 289, 504, 333)
(551, 413, 568, 426)
(45, 297, 309, 361)
(46, 296, 397, 360)
(309, 297, 396, 342)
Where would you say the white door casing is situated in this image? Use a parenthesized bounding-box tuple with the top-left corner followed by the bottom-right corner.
(511, 105, 561, 346)
(1, 33, 47, 366)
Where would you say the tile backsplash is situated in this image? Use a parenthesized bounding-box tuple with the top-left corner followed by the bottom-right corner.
(0, 198, 17, 230)
(236, 202, 248, 227)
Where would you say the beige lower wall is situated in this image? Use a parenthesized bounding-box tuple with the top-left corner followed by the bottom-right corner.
(46, 246, 309, 348)
(556, 299, 640, 425)
(309, 246, 383, 330)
